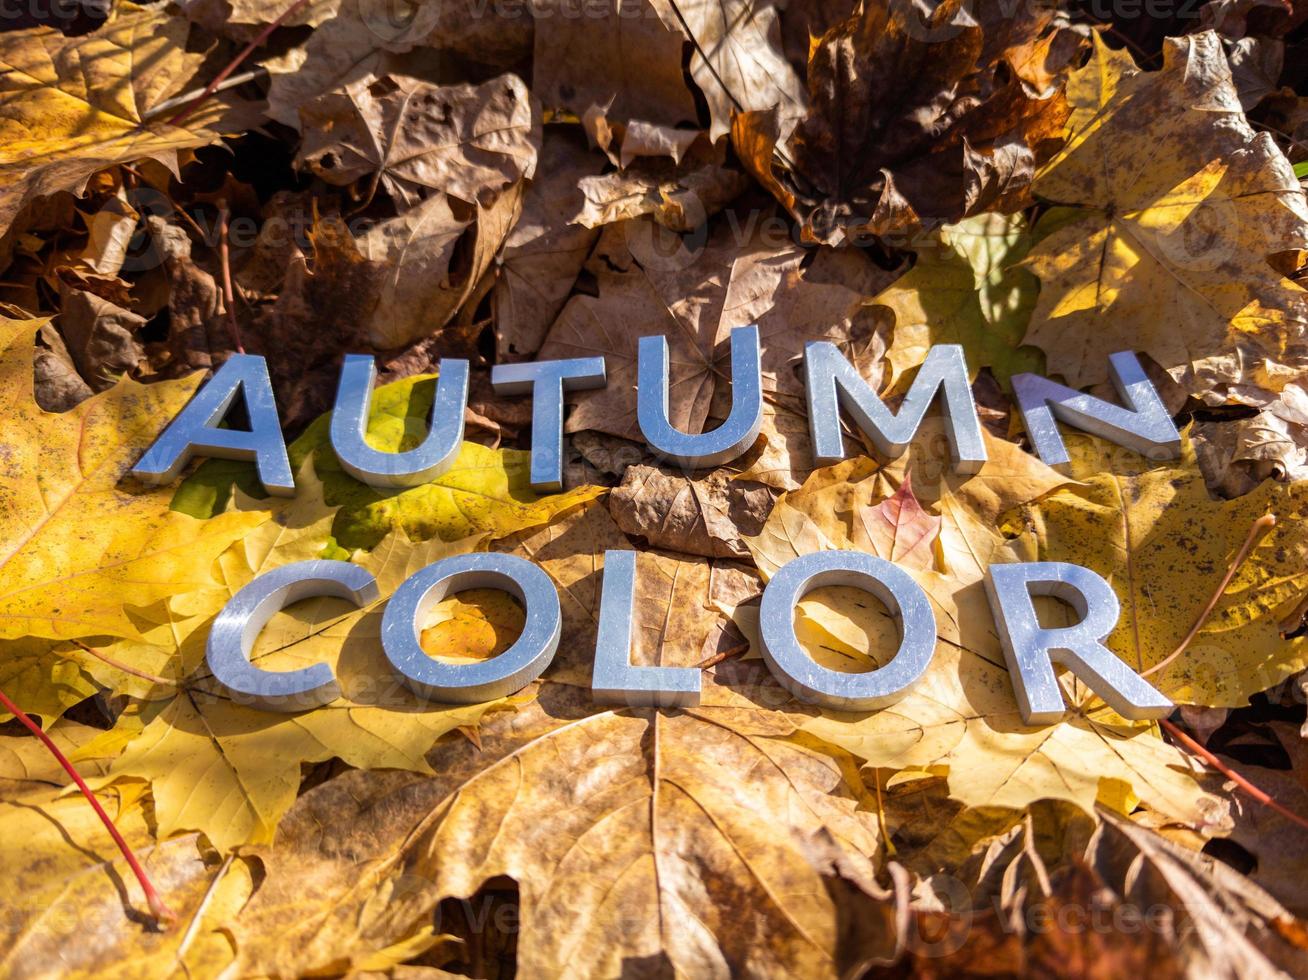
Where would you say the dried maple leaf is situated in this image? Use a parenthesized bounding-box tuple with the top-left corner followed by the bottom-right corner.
(493, 129, 605, 362)
(1025, 31, 1308, 401)
(532, 0, 698, 128)
(85, 469, 508, 850)
(667, 0, 809, 140)
(0, 2, 257, 242)
(744, 446, 1226, 826)
(0, 317, 268, 643)
(176, 372, 606, 553)
(1005, 432, 1308, 707)
(879, 212, 1044, 393)
(0, 782, 249, 978)
(539, 219, 876, 441)
(298, 73, 540, 213)
(734, 0, 1079, 245)
(608, 463, 775, 559)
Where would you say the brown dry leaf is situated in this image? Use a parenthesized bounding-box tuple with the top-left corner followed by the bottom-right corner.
(539, 219, 875, 441)
(0, 2, 256, 242)
(55, 285, 145, 391)
(573, 141, 750, 232)
(734, 0, 1078, 245)
(608, 462, 775, 559)
(299, 73, 540, 212)
(1217, 721, 1308, 917)
(354, 183, 523, 350)
(264, 0, 533, 128)
(668, 0, 808, 141)
(1024, 31, 1308, 402)
(1194, 408, 1308, 497)
(493, 128, 605, 361)
(532, 0, 698, 128)
(226, 679, 885, 977)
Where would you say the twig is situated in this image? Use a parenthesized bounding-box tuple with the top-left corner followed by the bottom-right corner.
(1142, 514, 1277, 679)
(144, 69, 268, 122)
(1160, 718, 1308, 833)
(70, 639, 175, 690)
(173, 855, 233, 967)
(166, 0, 312, 129)
(0, 685, 176, 925)
(216, 203, 245, 354)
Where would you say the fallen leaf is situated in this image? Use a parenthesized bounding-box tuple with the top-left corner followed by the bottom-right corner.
(176, 372, 605, 553)
(532, 0, 698, 128)
(299, 73, 541, 213)
(0, 316, 268, 642)
(1005, 432, 1308, 707)
(880, 212, 1044, 392)
(735, 0, 1077, 244)
(225, 679, 881, 976)
(670, 0, 808, 141)
(0, 2, 256, 242)
(1024, 32, 1308, 402)
(493, 128, 605, 361)
(0, 783, 249, 979)
(608, 462, 775, 559)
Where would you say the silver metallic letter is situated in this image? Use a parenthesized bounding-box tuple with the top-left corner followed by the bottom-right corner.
(206, 560, 379, 712)
(381, 552, 561, 702)
(804, 342, 987, 472)
(637, 324, 763, 468)
(331, 354, 469, 488)
(591, 550, 701, 707)
(491, 357, 607, 491)
(131, 353, 294, 495)
(984, 562, 1173, 725)
(758, 550, 937, 710)
(1011, 351, 1181, 467)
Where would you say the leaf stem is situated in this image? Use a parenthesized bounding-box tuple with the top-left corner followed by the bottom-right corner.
(0, 685, 176, 925)
(216, 203, 246, 354)
(70, 639, 175, 689)
(1160, 718, 1308, 833)
(165, 0, 313, 129)
(1142, 513, 1277, 679)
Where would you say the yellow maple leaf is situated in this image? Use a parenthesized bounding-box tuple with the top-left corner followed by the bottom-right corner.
(744, 448, 1227, 827)
(1025, 31, 1308, 401)
(82, 470, 507, 850)
(0, 780, 250, 978)
(0, 2, 258, 238)
(0, 316, 268, 642)
(1004, 432, 1308, 706)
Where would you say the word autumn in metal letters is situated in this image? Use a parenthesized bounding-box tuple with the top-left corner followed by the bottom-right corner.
(132, 327, 1184, 728)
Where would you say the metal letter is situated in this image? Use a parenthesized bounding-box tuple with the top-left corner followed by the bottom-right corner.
(637, 324, 763, 468)
(131, 353, 294, 495)
(804, 342, 987, 473)
(758, 550, 937, 710)
(206, 560, 379, 712)
(491, 357, 607, 491)
(1011, 351, 1182, 467)
(984, 562, 1173, 725)
(330, 354, 469, 488)
(381, 552, 561, 702)
(591, 550, 701, 707)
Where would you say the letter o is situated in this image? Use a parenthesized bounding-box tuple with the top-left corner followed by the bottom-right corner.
(758, 550, 937, 710)
(381, 553, 561, 702)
